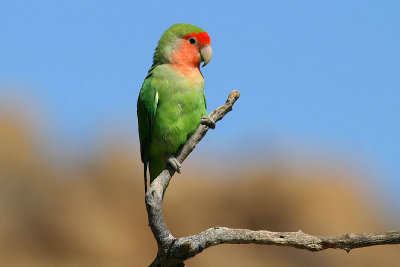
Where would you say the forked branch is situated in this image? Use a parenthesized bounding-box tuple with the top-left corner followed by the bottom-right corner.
(144, 90, 400, 267)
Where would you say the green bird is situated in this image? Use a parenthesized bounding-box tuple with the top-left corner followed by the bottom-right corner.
(137, 23, 213, 191)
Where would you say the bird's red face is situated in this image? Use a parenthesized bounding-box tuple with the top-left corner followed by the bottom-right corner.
(170, 32, 212, 68)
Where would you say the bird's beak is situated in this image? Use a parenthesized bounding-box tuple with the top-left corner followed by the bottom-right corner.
(200, 46, 212, 67)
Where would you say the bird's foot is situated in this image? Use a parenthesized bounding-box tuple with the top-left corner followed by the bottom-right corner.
(167, 155, 181, 173)
(201, 115, 215, 129)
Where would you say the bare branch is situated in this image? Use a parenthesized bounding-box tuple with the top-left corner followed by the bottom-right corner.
(172, 227, 400, 259)
(144, 90, 400, 267)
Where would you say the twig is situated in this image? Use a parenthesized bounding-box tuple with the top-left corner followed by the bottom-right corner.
(144, 90, 400, 267)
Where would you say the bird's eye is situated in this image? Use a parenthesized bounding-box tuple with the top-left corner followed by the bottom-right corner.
(188, 37, 197, 45)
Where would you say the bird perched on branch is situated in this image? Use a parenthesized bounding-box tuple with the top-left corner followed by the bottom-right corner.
(137, 23, 214, 192)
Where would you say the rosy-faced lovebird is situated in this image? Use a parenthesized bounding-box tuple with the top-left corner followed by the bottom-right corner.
(137, 23, 213, 191)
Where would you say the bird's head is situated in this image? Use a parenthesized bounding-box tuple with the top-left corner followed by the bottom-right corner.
(153, 23, 212, 68)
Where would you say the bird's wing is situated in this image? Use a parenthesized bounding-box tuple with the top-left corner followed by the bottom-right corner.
(137, 74, 158, 190)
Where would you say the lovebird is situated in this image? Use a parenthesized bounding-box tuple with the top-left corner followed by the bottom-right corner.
(137, 23, 213, 191)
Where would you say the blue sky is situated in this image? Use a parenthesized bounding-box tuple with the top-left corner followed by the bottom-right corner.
(1, 1, 400, 213)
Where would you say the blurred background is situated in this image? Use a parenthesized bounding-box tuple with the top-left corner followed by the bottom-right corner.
(1, 0, 399, 266)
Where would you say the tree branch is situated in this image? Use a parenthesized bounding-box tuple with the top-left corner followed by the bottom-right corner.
(144, 90, 400, 267)
(173, 228, 400, 258)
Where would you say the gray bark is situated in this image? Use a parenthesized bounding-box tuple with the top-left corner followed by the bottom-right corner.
(144, 90, 400, 267)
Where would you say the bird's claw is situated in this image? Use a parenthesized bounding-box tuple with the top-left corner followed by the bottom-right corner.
(167, 156, 181, 173)
(201, 115, 215, 129)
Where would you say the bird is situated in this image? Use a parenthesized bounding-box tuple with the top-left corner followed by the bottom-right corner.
(137, 23, 213, 192)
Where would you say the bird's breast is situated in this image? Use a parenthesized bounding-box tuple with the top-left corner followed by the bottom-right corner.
(150, 64, 207, 150)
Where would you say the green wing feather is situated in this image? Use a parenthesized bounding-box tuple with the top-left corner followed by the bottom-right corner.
(137, 74, 158, 191)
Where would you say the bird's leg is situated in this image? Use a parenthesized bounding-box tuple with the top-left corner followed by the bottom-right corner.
(167, 155, 181, 173)
(201, 115, 215, 129)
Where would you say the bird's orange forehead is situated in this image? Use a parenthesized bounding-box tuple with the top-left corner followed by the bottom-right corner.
(183, 32, 211, 45)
